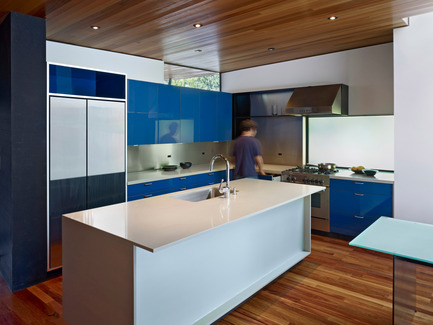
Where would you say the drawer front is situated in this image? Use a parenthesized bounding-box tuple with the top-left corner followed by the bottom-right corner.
(331, 189, 360, 214)
(128, 180, 167, 196)
(127, 189, 168, 201)
(195, 171, 225, 186)
(331, 189, 393, 217)
(166, 176, 195, 190)
(331, 179, 393, 195)
(330, 212, 386, 237)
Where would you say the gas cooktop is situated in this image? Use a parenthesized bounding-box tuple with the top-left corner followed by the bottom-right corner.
(284, 165, 339, 175)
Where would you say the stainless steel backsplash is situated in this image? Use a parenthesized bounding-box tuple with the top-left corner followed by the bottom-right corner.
(127, 141, 233, 172)
(253, 116, 305, 166)
(128, 116, 304, 173)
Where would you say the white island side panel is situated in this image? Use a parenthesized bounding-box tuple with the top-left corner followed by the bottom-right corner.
(134, 198, 310, 325)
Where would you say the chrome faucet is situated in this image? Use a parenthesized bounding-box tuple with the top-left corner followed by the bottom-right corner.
(209, 154, 231, 197)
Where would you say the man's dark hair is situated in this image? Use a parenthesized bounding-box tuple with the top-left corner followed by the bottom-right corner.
(239, 119, 257, 132)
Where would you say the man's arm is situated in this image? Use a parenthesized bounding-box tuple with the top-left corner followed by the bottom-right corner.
(254, 155, 266, 175)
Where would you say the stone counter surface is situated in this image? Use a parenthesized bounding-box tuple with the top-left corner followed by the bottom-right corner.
(331, 169, 394, 184)
(64, 178, 323, 253)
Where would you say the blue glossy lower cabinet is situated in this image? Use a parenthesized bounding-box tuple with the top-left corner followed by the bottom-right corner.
(331, 212, 382, 237)
(330, 179, 393, 237)
(127, 170, 229, 201)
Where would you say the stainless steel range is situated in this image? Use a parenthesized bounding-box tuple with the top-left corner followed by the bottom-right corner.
(281, 165, 338, 232)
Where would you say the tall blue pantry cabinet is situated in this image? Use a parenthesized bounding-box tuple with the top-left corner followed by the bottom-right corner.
(48, 65, 126, 269)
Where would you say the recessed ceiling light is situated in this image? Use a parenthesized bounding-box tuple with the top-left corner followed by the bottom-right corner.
(193, 23, 203, 28)
(195, 49, 202, 53)
(268, 47, 275, 51)
(328, 16, 338, 20)
(91, 26, 100, 30)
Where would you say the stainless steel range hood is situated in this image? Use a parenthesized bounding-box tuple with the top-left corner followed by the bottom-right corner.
(285, 84, 348, 116)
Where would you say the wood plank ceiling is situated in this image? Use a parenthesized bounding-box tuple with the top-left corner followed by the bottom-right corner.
(2, 0, 433, 73)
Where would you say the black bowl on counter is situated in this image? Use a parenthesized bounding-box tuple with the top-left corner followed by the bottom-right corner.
(363, 169, 377, 176)
(180, 162, 192, 169)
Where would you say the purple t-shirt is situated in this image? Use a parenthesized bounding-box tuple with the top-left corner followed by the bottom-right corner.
(232, 136, 263, 178)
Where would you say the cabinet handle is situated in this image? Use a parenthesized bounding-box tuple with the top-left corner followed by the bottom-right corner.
(180, 187, 187, 190)
(144, 194, 153, 198)
(144, 183, 152, 186)
(180, 177, 187, 180)
(355, 182, 364, 185)
(354, 193, 364, 196)
(354, 215, 364, 219)
(209, 173, 214, 175)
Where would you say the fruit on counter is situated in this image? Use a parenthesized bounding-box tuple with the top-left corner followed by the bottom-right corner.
(351, 166, 365, 172)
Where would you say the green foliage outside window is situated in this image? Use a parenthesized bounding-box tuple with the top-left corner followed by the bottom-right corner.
(170, 74, 220, 91)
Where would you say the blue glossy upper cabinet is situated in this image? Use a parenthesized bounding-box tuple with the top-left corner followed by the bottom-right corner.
(216, 92, 233, 141)
(127, 80, 158, 145)
(180, 87, 200, 143)
(158, 84, 181, 144)
(199, 90, 218, 142)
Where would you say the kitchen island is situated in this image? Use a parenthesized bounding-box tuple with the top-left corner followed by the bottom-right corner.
(62, 178, 323, 325)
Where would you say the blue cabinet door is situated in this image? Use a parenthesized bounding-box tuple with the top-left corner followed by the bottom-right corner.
(199, 91, 218, 142)
(50, 65, 126, 99)
(330, 179, 393, 236)
(216, 92, 233, 141)
(127, 112, 158, 145)
(331, 179, 393, 195)
(127, 80, 158, 145)
(128, 80, 158, 113)
(158, 84, 180, 144)
(180, 87, 200, 143)
(331, 189, 393, 217)
(331, 212, 381, 237)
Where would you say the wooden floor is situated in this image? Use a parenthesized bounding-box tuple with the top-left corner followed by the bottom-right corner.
(0, 234, 430, 324)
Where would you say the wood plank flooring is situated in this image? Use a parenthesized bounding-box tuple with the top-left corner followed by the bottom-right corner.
(0, 234, 430, 324)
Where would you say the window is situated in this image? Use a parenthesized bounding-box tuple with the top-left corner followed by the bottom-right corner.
(164, 63, 220, 91)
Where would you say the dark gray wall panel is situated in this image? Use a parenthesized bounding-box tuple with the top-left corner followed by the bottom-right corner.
(0, 12, 14, 291)
(0, 12, 47, 292)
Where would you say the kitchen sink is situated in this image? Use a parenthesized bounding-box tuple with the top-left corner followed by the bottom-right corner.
(172, 187, 225, 202)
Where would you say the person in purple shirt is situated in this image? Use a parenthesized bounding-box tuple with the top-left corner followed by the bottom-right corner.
(231, 119, 265, 179)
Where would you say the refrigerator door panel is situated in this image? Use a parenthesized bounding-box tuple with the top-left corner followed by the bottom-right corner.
(49, 177, 87, 269)
(87, 100, 125, 176)
(49, 97, 87, 180)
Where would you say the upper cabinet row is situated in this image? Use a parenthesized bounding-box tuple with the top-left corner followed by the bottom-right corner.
(128, 80, 232, 145)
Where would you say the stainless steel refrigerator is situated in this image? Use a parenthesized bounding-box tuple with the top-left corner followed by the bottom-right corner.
(49, 96, 125, 270)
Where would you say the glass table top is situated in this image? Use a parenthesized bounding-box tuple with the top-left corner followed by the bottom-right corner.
(350, 217, 433, 265)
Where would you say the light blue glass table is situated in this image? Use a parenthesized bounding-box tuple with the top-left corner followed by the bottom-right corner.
(350, 217, 433, 324)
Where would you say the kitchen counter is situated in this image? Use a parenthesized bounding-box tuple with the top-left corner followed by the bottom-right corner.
(64, 178, 321, 252)
(62, 178, 322, 325)
(262, 164, 295, 174)
(128, 163, 295, 185)
(331, 169, 394, 184)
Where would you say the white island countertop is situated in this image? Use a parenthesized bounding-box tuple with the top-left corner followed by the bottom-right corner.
(64, 178, 323, 253)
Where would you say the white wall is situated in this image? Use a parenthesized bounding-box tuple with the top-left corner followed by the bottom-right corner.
(222, 43, 393, 115)
(394, 13, 433, 224)
(46, 41, 164, 83)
